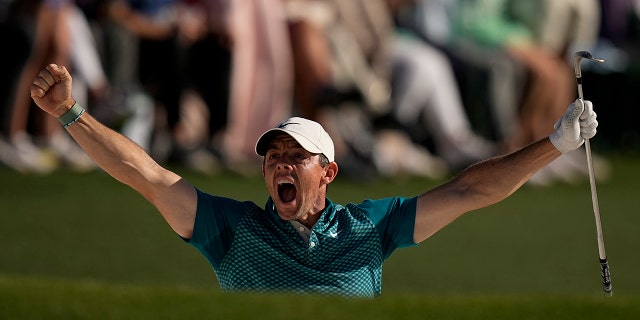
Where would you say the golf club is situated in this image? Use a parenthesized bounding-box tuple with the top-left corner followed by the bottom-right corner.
(573, 50, 612, 296)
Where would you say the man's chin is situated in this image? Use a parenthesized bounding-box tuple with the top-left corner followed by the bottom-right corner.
(275, 201, 298, 219)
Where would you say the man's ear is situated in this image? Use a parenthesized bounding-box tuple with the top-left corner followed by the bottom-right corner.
(322, 162, 338, 184)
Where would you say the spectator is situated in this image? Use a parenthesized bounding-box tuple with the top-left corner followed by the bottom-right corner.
(210, 0, 294, 174)
(102, 0, 189, 162)
(0, 0, 94, 173)
(286, 0, 497, 176)
(399, 0, 609, 185)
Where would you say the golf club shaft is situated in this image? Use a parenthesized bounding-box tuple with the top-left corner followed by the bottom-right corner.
(577, 76, 612, 295)
(581, 138, 605, 258)
(584, 135, 612, 294)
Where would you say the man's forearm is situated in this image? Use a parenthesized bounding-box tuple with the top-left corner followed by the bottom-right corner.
(460, 137, 561, 205)
(65, 111, 181, 198)
(30, 63, 196, 238)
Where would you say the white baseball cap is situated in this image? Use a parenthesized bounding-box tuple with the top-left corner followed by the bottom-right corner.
(255, 117, 335, 162)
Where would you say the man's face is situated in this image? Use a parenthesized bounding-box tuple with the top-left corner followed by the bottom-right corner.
(261, 134, 336, 223)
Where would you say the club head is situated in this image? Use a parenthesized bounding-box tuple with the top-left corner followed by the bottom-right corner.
(575, 50, 605, 63)
(574, 51, 605, 78)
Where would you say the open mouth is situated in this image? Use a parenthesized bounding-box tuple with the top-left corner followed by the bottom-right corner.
(278, 182, 297, 203)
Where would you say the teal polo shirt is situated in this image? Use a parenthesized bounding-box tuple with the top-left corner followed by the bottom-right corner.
(187, 189, 418, 297)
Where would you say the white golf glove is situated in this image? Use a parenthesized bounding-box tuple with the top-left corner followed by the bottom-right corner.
(549, 99, 598, 153)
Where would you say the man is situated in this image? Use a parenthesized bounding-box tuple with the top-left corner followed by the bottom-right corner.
(30, 64, 597, 297)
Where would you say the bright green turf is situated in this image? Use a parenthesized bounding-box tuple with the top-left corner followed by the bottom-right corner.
(1, 154, 639, 318)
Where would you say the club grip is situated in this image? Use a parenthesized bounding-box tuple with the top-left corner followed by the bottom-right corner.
(600, 258, 612, 295)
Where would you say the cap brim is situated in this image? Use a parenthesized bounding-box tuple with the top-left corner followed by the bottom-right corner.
(255, 129, 324, 157)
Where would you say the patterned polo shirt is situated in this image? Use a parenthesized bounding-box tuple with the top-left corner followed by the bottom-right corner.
(186, 189, 418, 297)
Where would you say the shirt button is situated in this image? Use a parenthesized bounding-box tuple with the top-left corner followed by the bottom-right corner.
(310, 242, 316, 248)
(299, 226, 305, 231)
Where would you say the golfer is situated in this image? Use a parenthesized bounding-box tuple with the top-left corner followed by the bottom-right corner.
(30, 64, 598, 297)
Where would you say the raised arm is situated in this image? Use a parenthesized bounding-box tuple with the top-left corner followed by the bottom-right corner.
(414, 99, 598, 243)
(31, 64, 197, 239)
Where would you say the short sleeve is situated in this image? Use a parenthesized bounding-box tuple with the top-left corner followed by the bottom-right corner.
(185, 189, 252, 269)
(357, 196, 418, 259)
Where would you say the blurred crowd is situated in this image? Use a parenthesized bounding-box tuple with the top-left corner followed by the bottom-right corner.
(1, 0, 638, 185)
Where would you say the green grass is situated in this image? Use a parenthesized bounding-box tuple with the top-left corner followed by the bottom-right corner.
(1, 275, 640, 320)
(1, 153, 640, 318)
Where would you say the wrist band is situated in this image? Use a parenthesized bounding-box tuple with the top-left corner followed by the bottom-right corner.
(57, 102, 85, 128)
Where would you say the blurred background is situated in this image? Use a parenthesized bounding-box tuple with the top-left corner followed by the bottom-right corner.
(0, 0, 638, 182)
(2, 1, 640, 318)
